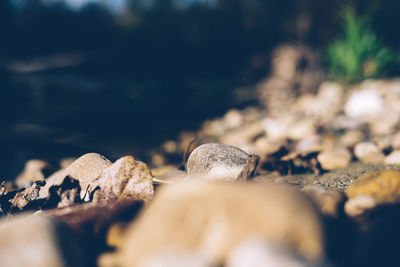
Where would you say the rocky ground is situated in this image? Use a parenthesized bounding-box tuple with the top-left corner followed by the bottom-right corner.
(2, 47, 400, 266)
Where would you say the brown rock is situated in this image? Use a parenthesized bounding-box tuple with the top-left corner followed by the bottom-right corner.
(103, 181, 324, 266)
(43, 199, 143, 236)
(91, 156, 154, 203)
(39, 153, 112, 200)
(346, 170, 400, 204)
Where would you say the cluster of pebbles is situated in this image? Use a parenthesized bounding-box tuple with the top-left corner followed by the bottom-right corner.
(3, 79, 400, 266)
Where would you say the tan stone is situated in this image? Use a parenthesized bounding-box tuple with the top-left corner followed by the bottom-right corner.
(102, 182, 324, 266)
(317, 147, 352, 170)
(92, 156, 154, 203)
(156, 169, 187, 183)
(344, 195, 376, 217)
(39, 153, 112, 199)
(15, 159, 50, 188)
(151, 165, 179, 177)
(186, 143, 258, 182)
(354, 142, 384, 164)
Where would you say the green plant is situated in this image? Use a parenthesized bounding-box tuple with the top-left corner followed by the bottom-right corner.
(326, 5, 396, 82)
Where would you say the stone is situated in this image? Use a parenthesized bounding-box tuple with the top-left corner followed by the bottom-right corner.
(220, 121, 264, 147)
(156, 169, 187, 183)
(339, 131, 364, 148)
(295, 135, 323, 154)
(369, 112, 399, 136)
(300, 185, 346, 217)
(262, 116, 292, 141)
(92, 156, 154, 203)
(0, 213, 84, 267)
(293, 82, 343, 125)
(10, 180, 45, 210)
(384, 150, 400, 165)
(226, 238, 318, 267)
(287, 119, 316, 141)
(346, 170, 400, 204)
(353, 142, 384, 164)
(15, 159, 50, 188)
(344, 195, 376, 217)
(151, 165, 179, 177)
(59, 157, 76, 169)
(186, 143, 259, 182)
(103, 181, 325, 266)
(251, 137, 282, 157)
(344, 88, 385, 122)
(391, 132, 400, 149)
(39, 153, 112, 200)
(137, 251, 213, 267)
(223, 109, 244, 130)
(317, 147, 352, 170)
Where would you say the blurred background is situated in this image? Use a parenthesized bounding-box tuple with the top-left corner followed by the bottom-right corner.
(0, 0, 400, 179)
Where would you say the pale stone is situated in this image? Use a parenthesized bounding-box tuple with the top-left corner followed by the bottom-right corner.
(344, 195, 376, 217)
(385, 150, 400, 165)
(287, 119, 315, 141)
(15, 159, 50, 188)
(339, 131, 364, 147)
(0, 213, 84, 267)
(39, 153, 112, 199)
(317, 148, 352, 170)
(92, 156, 154, 203)
(186, 143, 257, 182)
(344, 89, 384, 122)
(262, 116, 292, 141)
(226, 238, 316, 267)
(223, 109, 244, 130)
(220, 121, 264, 147)
(354, 142, 384, 164)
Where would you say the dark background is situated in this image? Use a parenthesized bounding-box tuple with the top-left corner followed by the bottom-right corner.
(0, 0, 399, 179)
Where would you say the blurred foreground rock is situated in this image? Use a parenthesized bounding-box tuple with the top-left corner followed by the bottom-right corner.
(100, 181, 324, 266)
(0, 213, 84, 267)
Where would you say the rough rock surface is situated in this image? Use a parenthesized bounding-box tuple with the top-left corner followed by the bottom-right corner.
(91, 156, 154, 203)
(186, 143, 258, 181)
(346, 170, 400, 204)
(39, 153, 112, 199)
